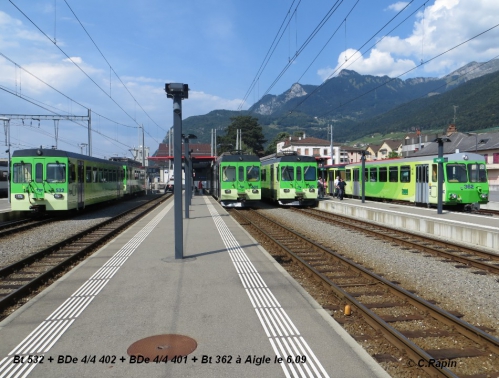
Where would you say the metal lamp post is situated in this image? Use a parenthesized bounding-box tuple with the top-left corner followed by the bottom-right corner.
(165, 83, 189, 260)
(433, 137, 451, 214)
(182, 133, 197, 217)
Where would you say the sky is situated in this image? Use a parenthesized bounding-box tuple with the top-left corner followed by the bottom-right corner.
(1, 0, 499, 160)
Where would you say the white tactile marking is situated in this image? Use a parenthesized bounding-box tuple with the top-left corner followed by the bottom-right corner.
(0, 202, 174, 378)
(204, 197, 330, 378)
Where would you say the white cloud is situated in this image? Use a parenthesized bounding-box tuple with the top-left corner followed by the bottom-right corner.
(386, 2, 410, 12)
(187, 90, 242, 116)
(324, 0, 499, 79)
(318, 48, 416, 80)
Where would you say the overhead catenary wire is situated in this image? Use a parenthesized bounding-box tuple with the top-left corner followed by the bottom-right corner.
(260, 0, 344, 99)
(237, 0, 302, 111)
(62, 0, 166, 133)
(8, 0, 152, 133)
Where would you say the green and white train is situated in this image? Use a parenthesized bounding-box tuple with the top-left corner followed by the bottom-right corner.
(210, 152, 261, 207)
(10, 148, 146, 211)
(326, 152, 489, 210)
(260, 152, 318, 206)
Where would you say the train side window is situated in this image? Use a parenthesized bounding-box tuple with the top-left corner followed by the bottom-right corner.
(379, 167, 387, 182)
(389, 166, 398, 182)
(13, 163, 32, 183)
(238, 166, 244, 182)
(400, 165, 410, 183)
(86, 166, 92, 183)
(46, 163, 66, 183)
(35, 163, 43, 183)
(69, 163, 76, 183)
(261, 169, 266, 181)
(304, 165, 316, 181)
(431, 164, 437, 182)
(346, 169, 351, 182)
(369, 168, 377, 182)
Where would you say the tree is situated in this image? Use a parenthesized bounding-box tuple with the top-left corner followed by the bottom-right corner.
(264, 132, 290, 155)
(217, 116, 267, 156)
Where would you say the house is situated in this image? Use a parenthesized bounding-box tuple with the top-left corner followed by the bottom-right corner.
(365, 145, 381, 161)
(276, 134, 363, 164)
(378, 140, 403, 159)
(401, 131, 434, 157)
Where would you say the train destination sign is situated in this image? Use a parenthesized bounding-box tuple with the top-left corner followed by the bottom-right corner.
(433, 157, 448, 163)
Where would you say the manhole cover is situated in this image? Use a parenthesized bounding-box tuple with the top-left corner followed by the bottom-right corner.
(127, 334, 197, 361)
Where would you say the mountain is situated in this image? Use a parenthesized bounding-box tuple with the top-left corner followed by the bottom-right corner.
(348, 69, 499, 140)
(179, 58, 499, 146)
(248, 70, 447, 122)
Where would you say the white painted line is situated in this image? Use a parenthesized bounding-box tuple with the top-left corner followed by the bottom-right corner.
(0, 201, 174, 377)
(204, 197, 330, 378)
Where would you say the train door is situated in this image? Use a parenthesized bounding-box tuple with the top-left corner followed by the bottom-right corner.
(116, 168, 121, 198)
(352, 168, 360, 197)
(270, 164, 275, 200)
(77, 160, 84, 209)
(415, 164, 429, 204)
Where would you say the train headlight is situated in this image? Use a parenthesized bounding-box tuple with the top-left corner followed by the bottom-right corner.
(54, 194, 64, 199)
(309, 188, 315, 192)
(284, 189, 290, 193)
(449, 193, 457, 200)
(480, 193, 488, 199)
(224, 189, 231, 194)
(251, 189, 259, 194)
(15, 194, 25, 200)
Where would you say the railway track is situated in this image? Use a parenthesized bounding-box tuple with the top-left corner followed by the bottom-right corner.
(0, 216, 58, 238)
(229, 208, 499, 378)
(293, 207, 499, 276)
(0, 194, 171, 320)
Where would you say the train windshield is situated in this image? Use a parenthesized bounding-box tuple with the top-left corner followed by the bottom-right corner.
(303, 165, 316, 181)
(246, 165, 260, 182)
(468, 163, 487, 183)
(446, 164, 467, 183)
(46, 163, 66, 183)
(13, 163, 32, 183)
(222, 166, 236, 182)
(281, 166, 294, 181)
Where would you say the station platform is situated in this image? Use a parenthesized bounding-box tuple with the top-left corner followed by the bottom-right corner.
(318, 195, 499, 253)
(0, 194, 389, 378)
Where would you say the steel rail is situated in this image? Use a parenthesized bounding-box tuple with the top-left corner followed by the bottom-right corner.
(232, 208, 499, 378)
(0, 194, 171, 313)
(295, 207, 499, 275)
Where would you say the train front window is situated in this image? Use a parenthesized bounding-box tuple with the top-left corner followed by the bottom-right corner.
(222, 166, 236, 182)
(281, 166, 294, 181)
(13, 163, 32, 183)
(246, 165, 260, 181)
(35, 163, 43, 183)
(238, 166, 244, 182)
(46, 163, 66, 183)
(303, 165, 316, 181)
(446, 164, 467, 183)
(468, 163, 487, 183)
